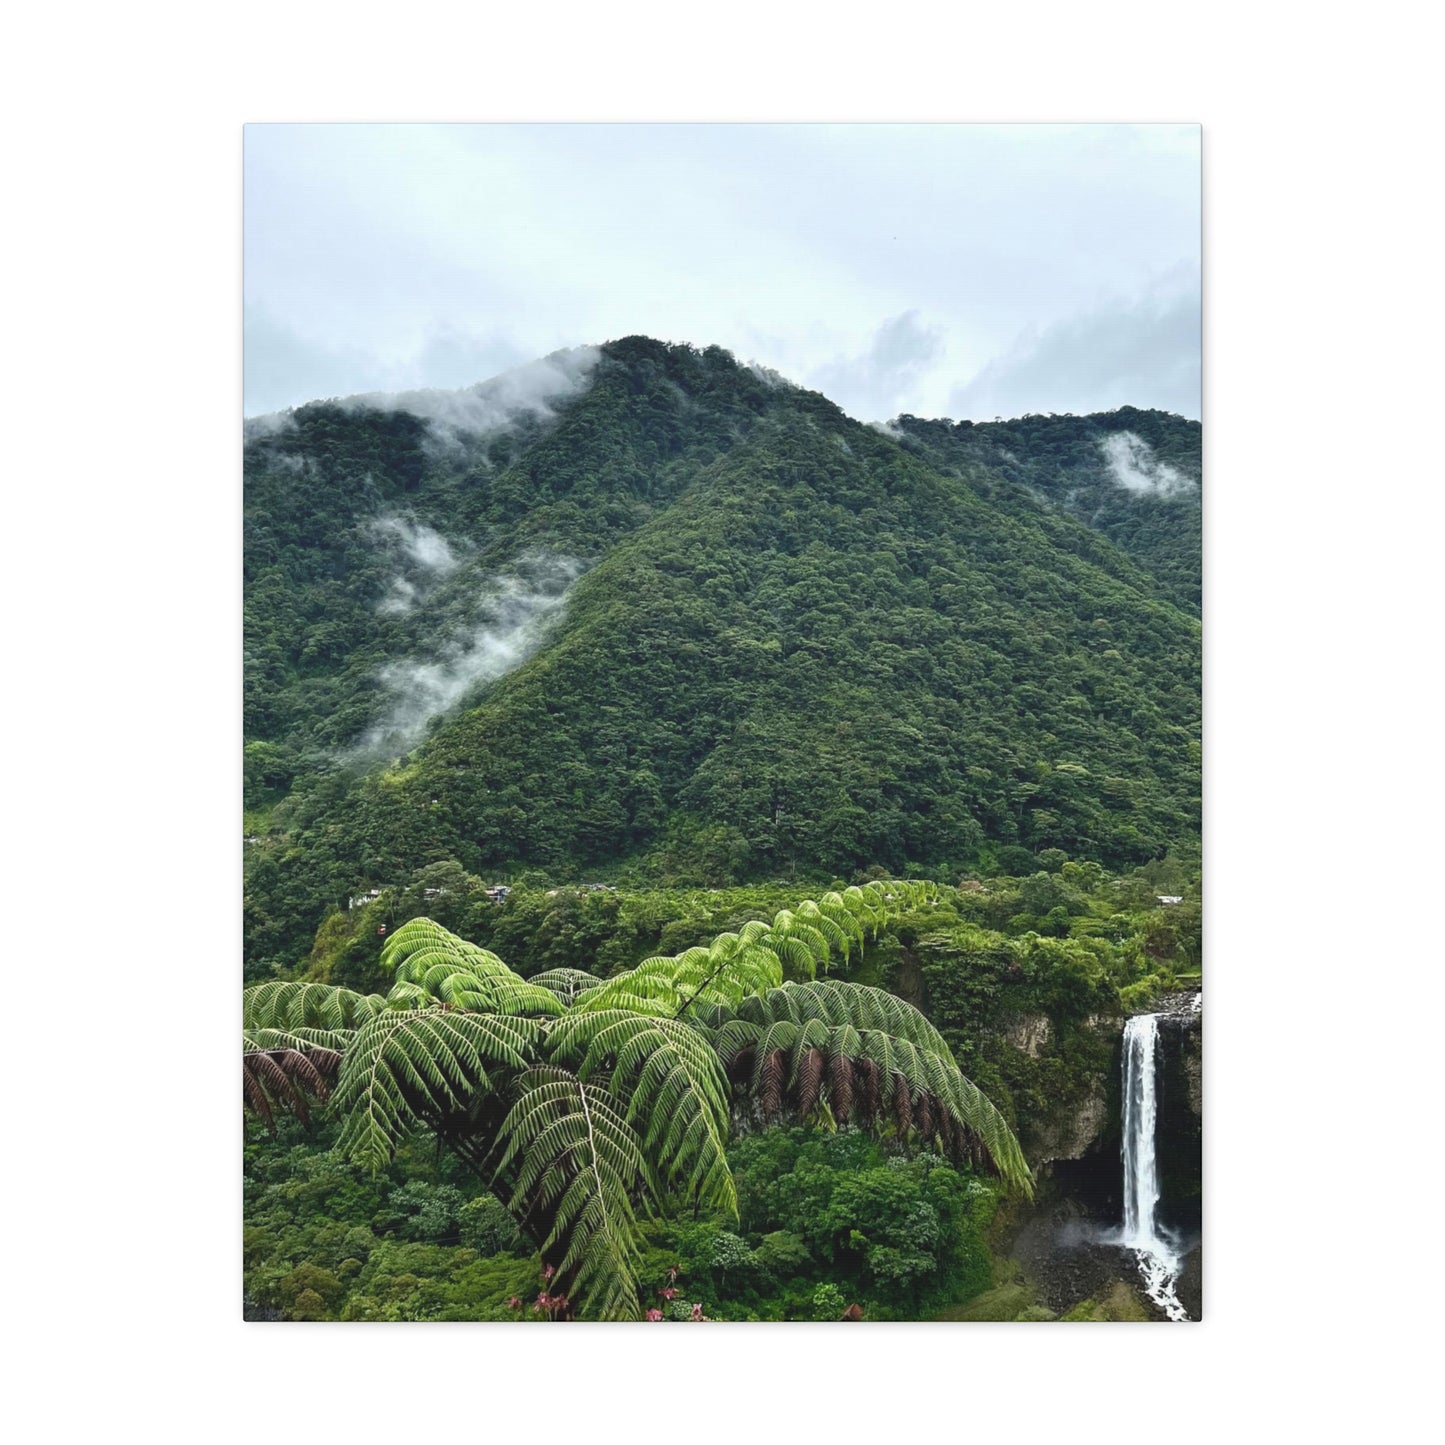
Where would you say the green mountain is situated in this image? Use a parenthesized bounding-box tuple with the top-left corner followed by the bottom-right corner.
(244, 337, 1200, 974)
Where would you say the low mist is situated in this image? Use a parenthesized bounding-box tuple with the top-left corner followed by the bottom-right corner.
(1100, 432, 1194, 496)
(244, 346, 602, 454)
(355, 553, 582, 757)
(371, 515, 462, 614)
(339, 346, 601, 454)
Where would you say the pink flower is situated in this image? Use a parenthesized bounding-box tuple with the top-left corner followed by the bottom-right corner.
(534, 1292, 551, 1312)
(507, 1297, 522, 1310)
(646, 1309, 663, 1322)
(691, 1303, 706, 1321)
(667, 1266, 679, 1283)
(659, 1286, 678, 1300)
(541, 1264, 556, 1282)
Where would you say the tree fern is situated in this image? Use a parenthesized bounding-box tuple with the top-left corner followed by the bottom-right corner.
(241, 881, 1030, 1319)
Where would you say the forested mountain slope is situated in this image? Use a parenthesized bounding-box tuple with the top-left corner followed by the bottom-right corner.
(887, 409, 1201, 613)
(245, 338, 1200, 975)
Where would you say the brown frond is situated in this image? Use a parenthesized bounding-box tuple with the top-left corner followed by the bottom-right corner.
(242, 1064, 274, 1130)
(242, 1047, 340, 1132)
(854, 1056, 881, 1128)
(891, 1073, 913, 1136)
(915, 1092, 935, 1142)
(794, 1047, 826, 1118)
(828, 1052, 854, 1124)
(970, 1132, 993, 1174)
(728, 1046, 756, 1089)
(937, 1107, 957, 1158)
(760, 1049, 787, 1122)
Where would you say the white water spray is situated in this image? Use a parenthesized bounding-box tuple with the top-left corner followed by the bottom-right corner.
(1121, 1014, 1190, 1321)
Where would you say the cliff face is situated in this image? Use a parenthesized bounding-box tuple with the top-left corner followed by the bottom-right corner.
(1155, 1004, 1202, 1236)
(1011, 1012, 1113, 1170)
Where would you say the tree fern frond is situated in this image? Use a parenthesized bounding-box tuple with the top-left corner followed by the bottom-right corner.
(711, 980, 955, 1060)
(572, 939, 784, 1018)
(498, 1066, 649, 1320)
(377, 917, 562, 1016)
(242, 1040, 342, 1130)
(242, 981, 385, 1032)
(243, 1025, 350, 1053)
(702, 997, 1033, 1195)
(546, 1010, 737, 1220)
(333, 1010, 541, 1172)
(527, 967, 607, 1005)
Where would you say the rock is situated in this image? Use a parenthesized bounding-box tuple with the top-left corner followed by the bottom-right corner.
(1183, 1024, 1202, 1117)
(1004, 1012, 1052, 1058)
(1177, 1243, 1203, 1320)
(1029, 1088, 1108, 1165)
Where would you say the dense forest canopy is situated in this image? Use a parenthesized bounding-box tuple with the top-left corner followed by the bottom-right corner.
(244, 859, 1201, 1322)
(244, 337, 1200, 981)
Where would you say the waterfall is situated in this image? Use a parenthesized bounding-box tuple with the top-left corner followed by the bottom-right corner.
(1121, 1014, 1191, 1322)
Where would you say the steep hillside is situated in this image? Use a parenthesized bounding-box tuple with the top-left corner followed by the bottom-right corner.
(244, 339, 1201, 974)
(887, 409, 1202, 614)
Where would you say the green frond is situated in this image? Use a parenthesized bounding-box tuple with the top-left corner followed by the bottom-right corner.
(546, 1010, 737, 1221)
(713, 979, 956, 1060)
(242, 981, 386, 1031)
(768, 911, 831, 965)
(571, 938, 784, 1018)
(243, 1025, 349, 1053)
(377, 917, 562, 1016)
(527, 967, 607, 1004)
(333, 1009, 542, 1172)
(497, 1066, 650, 1321)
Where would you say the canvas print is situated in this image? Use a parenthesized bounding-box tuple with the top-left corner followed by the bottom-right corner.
(243, 122, 1202, 1322)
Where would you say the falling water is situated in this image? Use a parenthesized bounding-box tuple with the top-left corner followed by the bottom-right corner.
(1121, 1014, 1190, 1322)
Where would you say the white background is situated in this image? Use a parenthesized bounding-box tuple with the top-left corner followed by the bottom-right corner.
(2, 1, 1439, 1438)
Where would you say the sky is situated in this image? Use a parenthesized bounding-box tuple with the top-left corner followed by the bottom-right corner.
(244, 123, 1200, 424)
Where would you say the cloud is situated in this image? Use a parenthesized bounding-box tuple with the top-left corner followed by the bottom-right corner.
(370, 516, 463, 615)
(808, 311, 947, 422)
(371, 516, 460, 573)
(1099, 432, 1194, 495)
(245, 334, 603, 456)
(744, 360, 797, 390)
(336, 346, 602, 451)
(949, 278, 1201, 421)
(355, 553, 582, 755)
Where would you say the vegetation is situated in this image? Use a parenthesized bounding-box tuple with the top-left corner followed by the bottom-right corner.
(888, 408, 1202, 615)
(244, 857, 1201, 1321)
(244, 882, 1035, 1320)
